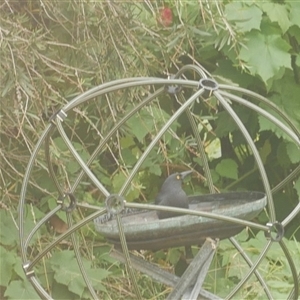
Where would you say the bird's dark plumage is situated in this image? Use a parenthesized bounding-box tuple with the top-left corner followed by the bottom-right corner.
(155, 170, 192, 219)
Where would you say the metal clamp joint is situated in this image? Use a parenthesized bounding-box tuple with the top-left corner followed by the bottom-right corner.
(105, 194, 125, 215)
(198, 78, 219, 99)
(50, 109, 67, 124)
(265, 221, 284, 242)
(57, 192, 77, 213)
(23, 262, 35, 277)
(164, 75, 182, 95)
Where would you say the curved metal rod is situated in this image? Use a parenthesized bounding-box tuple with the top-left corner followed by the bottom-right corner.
(282, 202, 300, 228)
(272, 165, 300, 195)
(51, 79, 199, 198)
(24, 205, 62, 250)
(64, 77, 158, 111)
(214, 91, 276, 222)
(225, 240, 273, 299)
(280, 240, 299, 300)
(19, 72, 299, 299)
(219, 90, 300, 145)
(63, 78, 199, 113)
(219, 84, 300, 140)
(70, 87, 165, 194)
(116, 215, 142, 299)
(55, 118, 110, 197)
(118, 88, 205, 196)
(26, 208, 107, 272)
(44, 125, 66, 197)
(216, 91, 299, 300)
(178, 93, 216, 194)
(18, 123, 54, 262)
(30, 276, 53, 300)
(219, 90, 300, 227)
(218, 87, 299, 299)
(229, 237, 273, 299)
(288, 273, 300, 300)
(113, 88, 206, 296)
(75, 85, 167, 299)
(66, 213, 99, 299)
(174, 64, 208, 79)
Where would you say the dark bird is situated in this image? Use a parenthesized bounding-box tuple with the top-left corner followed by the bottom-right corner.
(155, 170, 192, 219)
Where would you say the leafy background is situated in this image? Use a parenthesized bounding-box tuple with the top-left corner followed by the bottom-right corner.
(1, 1, 300, 299)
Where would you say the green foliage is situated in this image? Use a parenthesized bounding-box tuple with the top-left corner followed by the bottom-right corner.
(4, 280, 39, 300)
(239, 28, 291, 83)
(204, 231, 300, 299)
(1, 0, 300, 299)
(49, 251, 108, 297)
(225, 2, 263, 32)
(216, 159, 239, 180)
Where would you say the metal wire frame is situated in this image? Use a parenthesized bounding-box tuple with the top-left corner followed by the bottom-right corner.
(18, 64, 300, 299)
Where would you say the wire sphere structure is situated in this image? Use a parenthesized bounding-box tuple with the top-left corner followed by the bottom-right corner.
(19, 64, 300, 299)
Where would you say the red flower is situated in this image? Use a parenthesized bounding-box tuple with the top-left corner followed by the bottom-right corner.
(158, 7, 173, 27)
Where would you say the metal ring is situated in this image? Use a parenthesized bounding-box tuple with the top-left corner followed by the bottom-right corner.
(105, 194, 125, 215)
(198, 78, 219, 99)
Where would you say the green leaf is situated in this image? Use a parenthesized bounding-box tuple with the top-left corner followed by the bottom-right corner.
(225, 2, 262, 32)
(49, 251, 109, 297)
(51, 137, 90, 174)
(215, 159, 238, 180)
(259, 140, 271, 164)
(213, 60, 255, 89)
(112, 172, 140, 201)
(215, 111, 238, 137)
(149, 164, 162, 176)
(267, 280, 293, 290)
(239, 30, 291, 83)
(289, 2, 300, 28)
(112, 172, 127, 193)
(269, 72, 300, 124)
(4, 280, 40, 300)
(127, 112, 154, 142)
(258, 113, 293, 142)
(294, 176, 300, 200)
(0, 211, 19, 246)
(13, 257, 32, 282)
(286, 142, 300, 164)
(205, 138, 221, 160)
(0, 246, 15, 286)
(120, 136, 135, 148)
(260, 3, 291, 33)
(296, 54, 300, 68)
(121, 148, 136, 165)
(167, 248, 181, 265)
(43, 196, 67, 223)
(276, 142, 291, 169)
(51, 281, 78, 300)
(187, 25, 211, 37)
(49, 251, 88, 297)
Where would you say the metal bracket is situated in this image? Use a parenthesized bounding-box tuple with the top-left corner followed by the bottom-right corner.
(57, 192, 77, 213)
(265, 221, 284, 242)
(49, 109, 67, 125)
(165, 74, 182, 95)
(23, 262, 35, 278)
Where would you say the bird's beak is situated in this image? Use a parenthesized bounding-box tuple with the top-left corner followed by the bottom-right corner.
(180, 170, 193, 179)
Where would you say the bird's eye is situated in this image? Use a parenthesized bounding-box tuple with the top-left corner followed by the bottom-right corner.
(176, 175, 180, 180)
